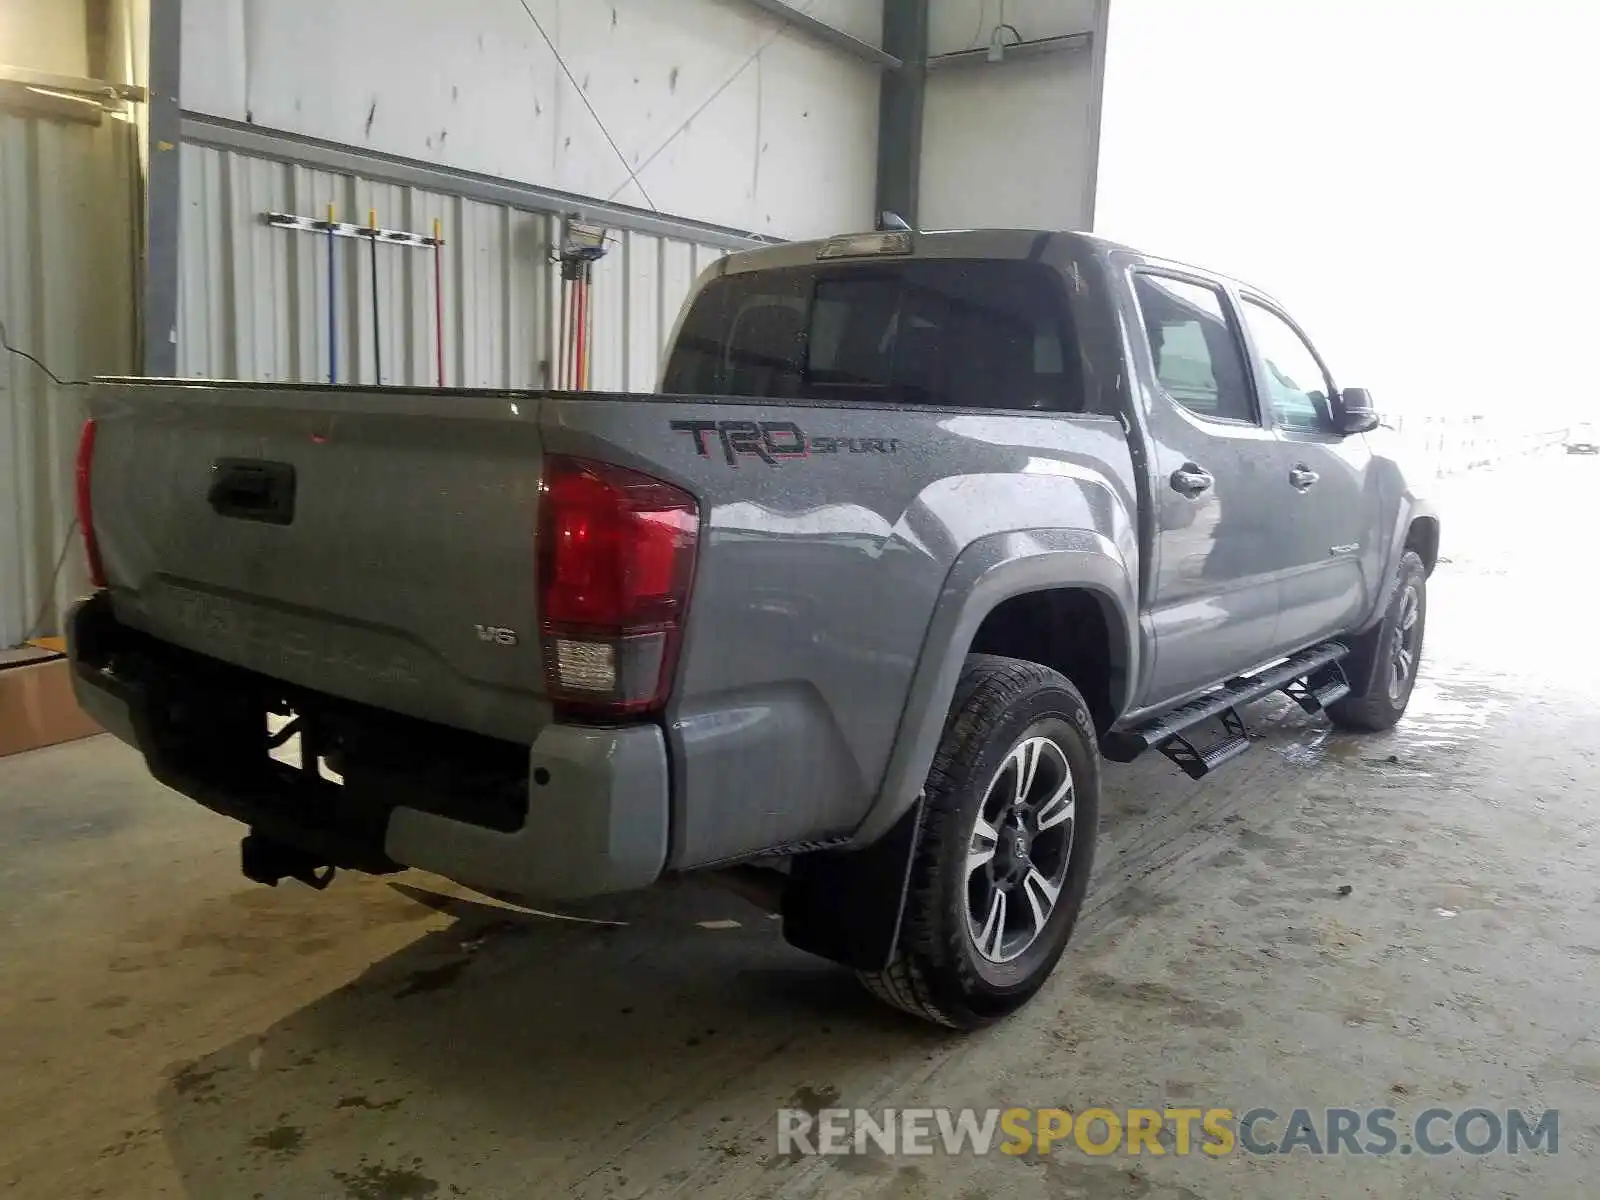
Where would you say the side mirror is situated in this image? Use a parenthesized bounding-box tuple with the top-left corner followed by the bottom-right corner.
(1332, 387, 1380, 435)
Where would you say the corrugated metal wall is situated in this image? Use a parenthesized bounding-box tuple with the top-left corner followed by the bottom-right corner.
(0, 109, 138, 647)
(177, 144, 732, 391)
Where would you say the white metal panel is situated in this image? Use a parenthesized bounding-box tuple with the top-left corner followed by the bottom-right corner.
(0, 0, 90, 76)
(623, 231, 663, 392)
(928, 0, 1095, 55)
(920, 55, 1097, 231)
(175, 145, 734, 399)
(180, 0, 879, 239)
(588, 239, 625, 392)
(658, 239, 697, 346)
(920, 0, 1099, 231)
(0, 110, 137, 645)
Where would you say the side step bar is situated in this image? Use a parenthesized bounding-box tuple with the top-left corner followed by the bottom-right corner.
(1101, 642, 1349, 778)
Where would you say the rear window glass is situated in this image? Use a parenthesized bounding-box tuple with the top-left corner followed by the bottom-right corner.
(663, 261, 1082, 411)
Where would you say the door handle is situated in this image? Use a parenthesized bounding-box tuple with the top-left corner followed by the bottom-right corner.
(1169, 463, 1214, 497)
(1289, 465, 1320, 489)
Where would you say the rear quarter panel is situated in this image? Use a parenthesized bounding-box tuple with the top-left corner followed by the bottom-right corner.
(539, 397, 1139, 869)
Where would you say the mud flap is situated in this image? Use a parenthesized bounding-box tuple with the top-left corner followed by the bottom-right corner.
(1340, 623, 1386, 699)
(781, 797, 924, 971)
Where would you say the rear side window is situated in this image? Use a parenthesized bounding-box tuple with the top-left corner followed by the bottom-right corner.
(663, 261, 1082, 412)
(1133, 274, 1255, 424)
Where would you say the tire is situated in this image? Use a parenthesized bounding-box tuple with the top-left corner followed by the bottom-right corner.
(857, 654, 1100, 1029)
(1327, 550, 1427, 733)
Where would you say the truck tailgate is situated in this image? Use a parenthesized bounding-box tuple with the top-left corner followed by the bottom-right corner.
(87, 382, 549, 743)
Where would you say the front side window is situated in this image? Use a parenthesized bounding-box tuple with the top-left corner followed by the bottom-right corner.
(663, 260, 1082, 412)
(1240, 298, 1334, 432)
(1132, 274, 1255, 423)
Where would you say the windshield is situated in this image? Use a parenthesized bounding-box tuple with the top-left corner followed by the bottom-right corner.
(663, 260, 1084, 412)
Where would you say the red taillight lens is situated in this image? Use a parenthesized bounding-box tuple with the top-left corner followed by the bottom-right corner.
(75, 418, 107, 588)
(537, 456, 699, 716)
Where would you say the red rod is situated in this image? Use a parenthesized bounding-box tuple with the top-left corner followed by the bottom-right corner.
(432, 217, 445, 387)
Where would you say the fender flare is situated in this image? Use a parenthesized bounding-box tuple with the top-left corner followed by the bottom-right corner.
(1392, 496, 1441, 576)
(849, 528, 1138, 846)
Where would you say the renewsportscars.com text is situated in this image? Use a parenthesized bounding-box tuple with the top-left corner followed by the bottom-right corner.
(776, 1106, 1559, 1158)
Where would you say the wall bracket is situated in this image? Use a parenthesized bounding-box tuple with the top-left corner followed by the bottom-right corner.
(263, 212, 443, 247)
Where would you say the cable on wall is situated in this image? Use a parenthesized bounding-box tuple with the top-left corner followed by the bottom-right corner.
(603, 0, 822, 204)
(1, 321, 89, 388)
(0, 320, 89, 647)
(513, 0, 659, 212)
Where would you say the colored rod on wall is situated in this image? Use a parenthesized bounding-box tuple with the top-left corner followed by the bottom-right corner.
(433, 217, 445, 388)
(326, 202, 337, 383)
(584, 261, 596, 389)
(559, 271, 574, 389)
(368, 208, 381, 384)
(574, 267, 587, 391)
(557, 276, 567, 388)
(581, 264, 590, 390)
(267, 209, 444, 389)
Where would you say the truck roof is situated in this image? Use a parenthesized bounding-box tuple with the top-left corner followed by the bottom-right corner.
(718, 228, 1275, 305)
(717, 228, 1104, 274)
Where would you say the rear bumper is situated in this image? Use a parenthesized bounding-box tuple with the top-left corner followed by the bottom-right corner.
(66, 593, 668, 899)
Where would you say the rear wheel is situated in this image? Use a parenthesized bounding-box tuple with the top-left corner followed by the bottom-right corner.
(858, 655, 1099, 1029)
(1328, 550, 1427, 732)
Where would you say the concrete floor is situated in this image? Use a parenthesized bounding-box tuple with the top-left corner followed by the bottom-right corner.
(2, 454, 1596, 1200)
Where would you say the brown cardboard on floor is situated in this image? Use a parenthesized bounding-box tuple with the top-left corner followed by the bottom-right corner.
(0, 650, 102, 757)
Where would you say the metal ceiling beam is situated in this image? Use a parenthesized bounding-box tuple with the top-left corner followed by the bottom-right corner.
(927, 31, 1093, 71)
(143, 0, 181, 376)
(738, 0, 903, 70)
(875, 0, 929, 224)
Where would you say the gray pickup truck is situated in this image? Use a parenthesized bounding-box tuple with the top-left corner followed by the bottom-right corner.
(67, 227, 1438, 1028)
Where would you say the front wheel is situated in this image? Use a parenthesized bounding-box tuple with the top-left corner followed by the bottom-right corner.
(858, 655, 1100, 1029)
(1328, 549, 1428, 733)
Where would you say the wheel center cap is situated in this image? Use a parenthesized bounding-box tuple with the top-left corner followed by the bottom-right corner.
(1005, 828, 1031, 873)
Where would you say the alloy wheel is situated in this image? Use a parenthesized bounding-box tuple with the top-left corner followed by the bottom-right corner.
(966, 733, 1076, 964)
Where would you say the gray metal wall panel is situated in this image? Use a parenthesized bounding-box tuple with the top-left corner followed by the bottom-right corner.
(176, 144, 727, 395)
(621, 232, 659, 392)
(0, 110, 136, 646)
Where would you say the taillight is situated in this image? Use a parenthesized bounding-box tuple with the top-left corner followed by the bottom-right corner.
(537, 456, 699, 717)
(76, 418, 107, 588)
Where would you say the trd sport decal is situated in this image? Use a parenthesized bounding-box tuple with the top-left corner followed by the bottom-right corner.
(670, 419, 901, 466)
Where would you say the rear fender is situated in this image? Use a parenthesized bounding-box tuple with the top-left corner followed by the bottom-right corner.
(850, 528, 1137, 847)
